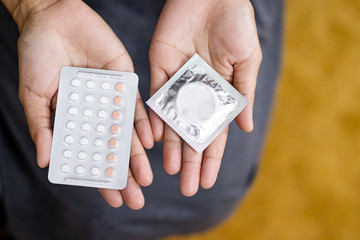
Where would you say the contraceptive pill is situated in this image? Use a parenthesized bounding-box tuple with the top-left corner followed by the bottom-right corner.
(48, 67, 138, 189)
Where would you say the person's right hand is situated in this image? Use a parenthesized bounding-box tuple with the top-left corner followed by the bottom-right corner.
(13, 0, 153, 209)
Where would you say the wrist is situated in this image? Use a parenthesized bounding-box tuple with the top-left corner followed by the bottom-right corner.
(1, 0, 58, 32)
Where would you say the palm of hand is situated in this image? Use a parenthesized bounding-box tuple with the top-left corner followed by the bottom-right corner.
(149, 0, 262, 196)
(18, 0, 153, 209)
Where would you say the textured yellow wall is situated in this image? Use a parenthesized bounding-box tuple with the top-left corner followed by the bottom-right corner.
(166, 0, 360, 239)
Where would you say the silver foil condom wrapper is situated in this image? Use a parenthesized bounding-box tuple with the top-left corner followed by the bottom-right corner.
(147, 54, 248, 153)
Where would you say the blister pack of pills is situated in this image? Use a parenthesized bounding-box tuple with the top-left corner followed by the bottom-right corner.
(147, 54, 248, 153)
(48, 67, 138, 189)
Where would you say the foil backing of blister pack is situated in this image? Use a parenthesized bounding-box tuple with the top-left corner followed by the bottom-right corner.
(147, 54, 248, 153)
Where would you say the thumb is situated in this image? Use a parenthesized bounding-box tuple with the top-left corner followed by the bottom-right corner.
(233, 50, 262, 132)
(19, 89, 53, 168)
(148, 44, 189, 141)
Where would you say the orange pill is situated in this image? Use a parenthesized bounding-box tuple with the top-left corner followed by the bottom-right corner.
(107, 153, 116, 163)
(113, 96, 123, 106)
(108, 138, 118, 148)
(115, 82, 125, 92)
(105, 167, 114, 178)
(111, 110, 121, 120)
(110, 124, 120, 134)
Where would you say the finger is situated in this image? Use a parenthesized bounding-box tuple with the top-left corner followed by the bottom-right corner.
(121, 168, 145, 210)
(134, 91, 154, 149)
(98, 188, 123, 208)
(149, 110, 164, 142)
(19, 90, 52, 168)
(130, 130, 153, 187)
(200, 127, 229, 189)
(180, 143, 203, 197)
(163, 126, 182, 175)
(233, 50, 262, 132)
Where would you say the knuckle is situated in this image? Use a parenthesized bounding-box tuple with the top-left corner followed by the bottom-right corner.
(148, 45, 156, 60)
(204, 156, 222, 164)
(164, 138, 181, 144)
(242, 92, 255, 102)
(18, 89, 25, 104)
(234, 80, 255, 91)
(242, 0, 255, 17)
(130, 152, 146, 162)
(134, 117, 148, 125)
(18, 85, 31, 104)
(183, 158, 202, 167)
(255, 49, 263, 63)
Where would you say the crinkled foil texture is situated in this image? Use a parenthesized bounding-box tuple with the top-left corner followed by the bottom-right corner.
(155, 64, 238, 143)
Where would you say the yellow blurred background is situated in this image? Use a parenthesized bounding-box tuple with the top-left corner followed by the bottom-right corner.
(166, 0, 360, 239)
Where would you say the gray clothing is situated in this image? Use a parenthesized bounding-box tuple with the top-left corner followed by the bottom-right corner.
(0, 0, 283, 239)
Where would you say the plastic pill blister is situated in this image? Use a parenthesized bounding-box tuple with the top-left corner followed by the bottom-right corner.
(48, 67, 138, 189)
(147, 54, 248, 153)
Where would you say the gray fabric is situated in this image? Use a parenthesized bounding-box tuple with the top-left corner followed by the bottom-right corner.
(0, 0, 283, 239)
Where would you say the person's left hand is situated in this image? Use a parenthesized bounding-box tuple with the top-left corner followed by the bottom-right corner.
(149, 0, 262, 196)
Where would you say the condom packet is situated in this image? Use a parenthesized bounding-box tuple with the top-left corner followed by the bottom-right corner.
(146, 54, 248, 153)
(48, 67, 138, 189)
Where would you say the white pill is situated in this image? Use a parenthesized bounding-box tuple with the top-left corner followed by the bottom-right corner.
(71, 79, 80, 87)
(81, 122, 90, 131)
(97, 110, 107, 119)
(78, 151, 86, 160)
(79, 137, 88, 146)
(99, 96, 108, 105)
(94, 138, 104, 147)
(86, 80, 95, 89)
(83, 108, 92, 117)
(90, 167, 100, 176)
(64, 135, 74, 144)
(75, 165, 85, 175)
(67, 107, 77, 116)
(101, 81, 110, 90)
(84, 94, 94, 103)
(61, 164, 70, 174)
(69, 92, 79, 101)
(93, 152, 101, 162)
(66, 121, 75, 130)
(62, 149, 72, 159)
(96, 124, 105, 133)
